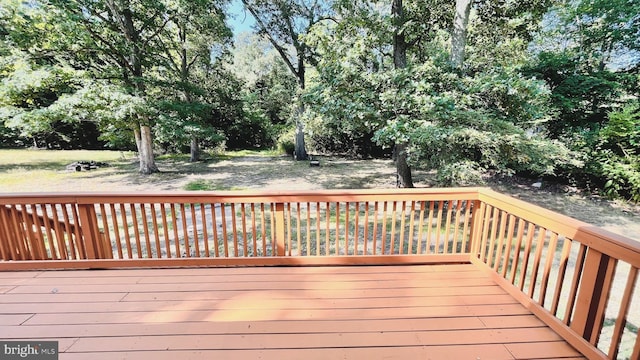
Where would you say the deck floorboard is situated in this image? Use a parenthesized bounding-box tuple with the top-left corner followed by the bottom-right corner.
(0, 264, 585, 359)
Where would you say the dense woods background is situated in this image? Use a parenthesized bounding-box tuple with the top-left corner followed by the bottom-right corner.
(0, 0, 638, 199)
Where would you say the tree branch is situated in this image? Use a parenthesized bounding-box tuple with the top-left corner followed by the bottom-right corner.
(241, 0, 299, 78)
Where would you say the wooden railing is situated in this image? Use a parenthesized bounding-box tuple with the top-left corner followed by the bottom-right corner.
(473, 188, 639, 360)
(1, 188, 638, 359)
(0, 189, 478, 268)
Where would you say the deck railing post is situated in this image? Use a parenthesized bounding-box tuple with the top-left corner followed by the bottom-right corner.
(274, 202, 286, 256)
(569, 248, 617, 344)
(468, 200, 484, 259)
(77, 203, 101, 259)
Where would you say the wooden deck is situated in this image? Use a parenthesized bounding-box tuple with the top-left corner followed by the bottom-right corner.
(0, 263, 585, 360)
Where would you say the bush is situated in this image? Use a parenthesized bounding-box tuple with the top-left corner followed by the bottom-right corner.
(435, 161, 485, 186)
(592, 102, 640, 201)
(276, 127, 296, 155)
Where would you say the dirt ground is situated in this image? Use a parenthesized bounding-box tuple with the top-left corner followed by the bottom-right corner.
(3, 154, 640, 242)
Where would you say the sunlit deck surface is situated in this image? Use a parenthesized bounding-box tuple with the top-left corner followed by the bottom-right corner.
(0, 264, 585, 360)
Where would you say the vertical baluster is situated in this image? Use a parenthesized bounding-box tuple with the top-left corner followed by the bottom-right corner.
(231, 203, 238, 257)
(492, 210, 508, 270)
(486, 207, 500, 266)
(40, 204, 58, 260)
(442, 201, 453, 255)
(190, 204, 200, 257)
(160, 204, 171, 258)
(451, 201, 463, 254)
(461, 200, 472, 253)
(478, 204, 494, 261)
(399, 201, 407, 254)
(363, 202, 370, 255)
(129, 204, 142, 258)
(170, 204, 180, 258)
(251, 204, 258, 257)
(69, 204, 86, 259)
(315, 202, 320, 256)
(527, 227, 548, 299)
(51, 204, 69, 260)
(97, 204, 114, 259)
(518, 223, 536, 291)
(389, 202, 396, 255)
(109, 205, 123, 259)
(211, 203, 220, 258)
(200, 204, 210, 257)
(500, 215, 517, 277)
(335, 202, 340, 255)
(372, 202, 379, 255)
(551, 237, 573, 315)
(240, 203, 247, 257)
(23, 205, 45, 259)
(148, 204, 162, 258)
(345, 202, 350, 255)
(296, 203, 301, 256)
(140, 204, 153, 258)
(261, 203, 267, 255)
(539, 232, 559, 305)
(305, 202, 311, 256)
(407, 201, 415, 254)
(381, 202, 388, 255)
(509, 219, 526, 284)
(425, 202, 435, 254)
(354, 202, 360, 255)
(286, 203, 292, 256)
(417, 201, 426, 254)
(221, 203, 228, 257)
(325, 202, 330, 256)
(179, 204, 190, 257)
(608, 267, 638, 359)
(563, 244, 587, 325)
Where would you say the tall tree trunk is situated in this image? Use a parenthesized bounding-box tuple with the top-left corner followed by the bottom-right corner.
(294, 60, 308, 160)
(138, 124, 158, 174)
(392, 0, 414, 188)
(178, 20, 201, 163)
(190, 136, 201, 162)
(451, 0, 473, 68)
(122, 2, 158, 174)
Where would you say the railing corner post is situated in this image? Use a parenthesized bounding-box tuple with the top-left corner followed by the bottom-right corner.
(469, 200, 484, 259)
(77, 203, 100, 259)
(570, 248, 617, 344)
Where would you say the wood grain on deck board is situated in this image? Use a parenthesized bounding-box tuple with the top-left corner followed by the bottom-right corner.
(0, 264, 584, 359)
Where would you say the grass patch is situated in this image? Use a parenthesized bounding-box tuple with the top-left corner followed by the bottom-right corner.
(183, 179, 246, 191)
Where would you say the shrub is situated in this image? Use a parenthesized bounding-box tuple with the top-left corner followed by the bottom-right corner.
(276, 126, 296, 155)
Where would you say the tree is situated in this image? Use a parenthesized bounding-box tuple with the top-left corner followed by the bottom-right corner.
(153, 0, 231, 162)
(240, 0, 334, 160)
(0, 1, 103, 149)
(46, 0, 178, 173)
(305, 0, 576, 186)
(391, 0, 413, 187)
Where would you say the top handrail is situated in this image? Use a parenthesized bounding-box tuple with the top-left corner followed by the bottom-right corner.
(477, 188, 640, 267)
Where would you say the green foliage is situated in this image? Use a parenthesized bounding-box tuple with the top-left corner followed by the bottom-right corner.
(593, 102, 640, 201)
(276, 126, 296, 155)
(435, 161, 484, 187)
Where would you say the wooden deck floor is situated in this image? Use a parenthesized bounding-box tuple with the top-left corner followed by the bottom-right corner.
(0, 264, 585, 360)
